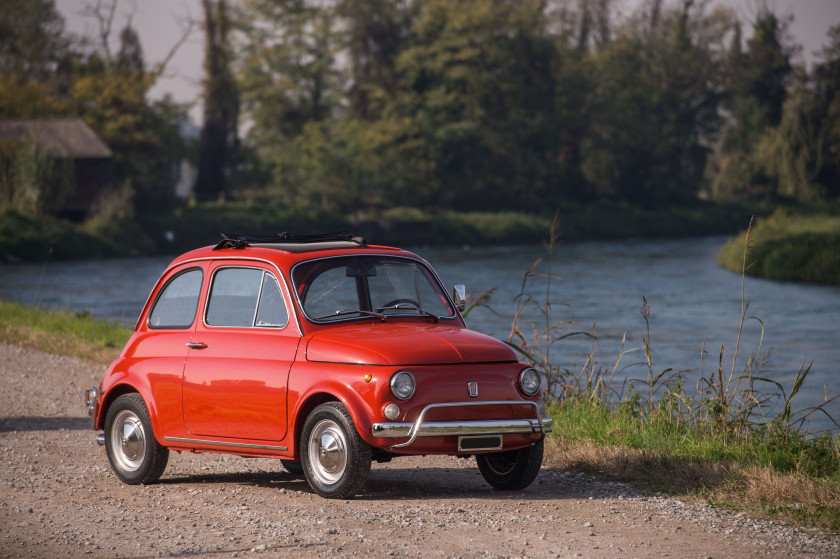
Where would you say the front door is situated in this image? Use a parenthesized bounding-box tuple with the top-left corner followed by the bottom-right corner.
(182, 263, 299, 441)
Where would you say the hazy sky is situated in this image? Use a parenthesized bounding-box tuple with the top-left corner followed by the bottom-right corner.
(55, 0, 840, 123)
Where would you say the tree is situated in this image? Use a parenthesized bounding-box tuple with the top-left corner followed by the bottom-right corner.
(581, 0, 731, 203)
(0, 0, 76, 118)
(811, 25, 840, 198)
(195, 0, 240, 201)
(238, 0, 344, 148)
(391, 0, 558, 210)
(116, 22, 144, 72)
(749, 24, 840, 200)
(0, 0, 71, 81)
(342, 0, 407, 120)
(712, 5, 795, 199)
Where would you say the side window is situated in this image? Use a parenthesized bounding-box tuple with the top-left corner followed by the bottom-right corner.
(206, 268, 288, 328)
(149, 268, 203, 329)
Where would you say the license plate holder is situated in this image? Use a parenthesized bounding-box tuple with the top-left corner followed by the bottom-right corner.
(458, 434, 503, 451)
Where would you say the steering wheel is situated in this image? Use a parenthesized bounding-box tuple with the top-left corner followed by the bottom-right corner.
(379, 298, 420, 309)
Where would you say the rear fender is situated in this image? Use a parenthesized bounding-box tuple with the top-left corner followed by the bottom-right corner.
(96, 360, 180, 446)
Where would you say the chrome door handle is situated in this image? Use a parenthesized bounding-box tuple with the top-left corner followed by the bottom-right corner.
(186, 342, 208, 350)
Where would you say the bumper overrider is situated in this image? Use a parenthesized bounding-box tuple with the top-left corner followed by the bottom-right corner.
(85, 387, 98, 418)
(85, 387, 107, 446)
(372, 400, 553, 450)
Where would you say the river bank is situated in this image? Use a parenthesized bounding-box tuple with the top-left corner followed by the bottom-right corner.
(1, 201, 752, 263)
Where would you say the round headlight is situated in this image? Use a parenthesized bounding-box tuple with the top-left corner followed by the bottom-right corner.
(390, 371, 416, 401)
(519, 367, 541, 396)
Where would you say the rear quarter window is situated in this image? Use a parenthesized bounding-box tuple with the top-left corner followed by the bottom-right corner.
(148, 268, 203, 329)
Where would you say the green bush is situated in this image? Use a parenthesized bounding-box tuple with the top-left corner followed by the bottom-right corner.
(719, 212, 840, 286)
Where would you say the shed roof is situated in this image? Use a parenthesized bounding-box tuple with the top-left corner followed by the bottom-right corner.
(0, 118, 112, 159)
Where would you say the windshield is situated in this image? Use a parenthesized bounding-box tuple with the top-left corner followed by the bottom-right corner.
(292, 256, 455, 323)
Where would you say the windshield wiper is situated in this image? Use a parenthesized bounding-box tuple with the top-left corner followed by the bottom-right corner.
(315, 309, 386, 322)
(376, 304, 439, 322)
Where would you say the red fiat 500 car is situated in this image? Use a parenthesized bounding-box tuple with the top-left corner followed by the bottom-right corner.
(85, 232, 552, 498)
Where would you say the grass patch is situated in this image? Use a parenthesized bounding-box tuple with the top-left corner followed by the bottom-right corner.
(544, 405, 840, 532)
(719, 210, 840, 286)
(0, 300, 131, 365)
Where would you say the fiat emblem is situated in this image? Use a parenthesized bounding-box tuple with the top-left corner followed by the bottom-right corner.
(467, 381, 478, 398)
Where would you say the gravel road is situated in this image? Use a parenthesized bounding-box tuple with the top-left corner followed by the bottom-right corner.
(1, 341, 838, 558)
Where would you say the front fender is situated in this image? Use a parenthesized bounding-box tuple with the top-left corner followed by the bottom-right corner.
(289, 364, 386, 455)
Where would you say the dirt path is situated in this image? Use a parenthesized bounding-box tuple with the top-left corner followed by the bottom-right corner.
(1, 341, 837, 558)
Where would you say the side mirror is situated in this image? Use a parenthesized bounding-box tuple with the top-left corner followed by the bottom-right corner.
(453, 284, 466, 312)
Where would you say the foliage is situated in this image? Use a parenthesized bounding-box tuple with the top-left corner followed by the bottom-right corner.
(234, 0, 763, 213)
(0, 0, 72, 83)
(751, 25, 840, 201)
(0, 138, 73, 215)
(232, 0, 839, 211)
(0, 207, 156, 261)
(712, 16, 840, 203)
(237, 0, 345, 147)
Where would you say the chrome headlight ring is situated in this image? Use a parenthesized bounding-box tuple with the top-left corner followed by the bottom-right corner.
(390, 371, 416, 401)
(518, 367, 541, 396)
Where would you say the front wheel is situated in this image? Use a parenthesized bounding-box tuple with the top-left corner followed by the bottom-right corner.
(476, 439, 543, 490)
(301, 402, 371, 498)
(280, 459, 304, 475)
(104, 393, 169, 485)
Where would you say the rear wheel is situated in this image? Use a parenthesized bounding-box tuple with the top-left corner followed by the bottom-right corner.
(301, 402, 371, 498)
(104, 393, 169, 485)
(476, 439, 543, 490)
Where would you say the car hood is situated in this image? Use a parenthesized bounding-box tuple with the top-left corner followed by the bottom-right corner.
(304, 323, 517, 366)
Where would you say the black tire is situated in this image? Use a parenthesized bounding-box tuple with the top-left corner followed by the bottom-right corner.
(476, 439, 544, 490)
(281, 459, 304, 475)
(104, 393, 169, 485)
(300, 402, 371, 498)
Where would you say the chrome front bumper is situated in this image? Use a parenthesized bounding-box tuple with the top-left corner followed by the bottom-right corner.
(371, 400, 552, 450)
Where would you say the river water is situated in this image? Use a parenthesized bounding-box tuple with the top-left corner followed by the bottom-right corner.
(1, 237, 837, 432)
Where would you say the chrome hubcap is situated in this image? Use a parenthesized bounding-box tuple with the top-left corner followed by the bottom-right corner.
(111, 410, 146, 472)
(308, 419, 347, 486)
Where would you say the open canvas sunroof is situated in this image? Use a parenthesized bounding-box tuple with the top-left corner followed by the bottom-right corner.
(213, 232, 367, 252)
